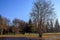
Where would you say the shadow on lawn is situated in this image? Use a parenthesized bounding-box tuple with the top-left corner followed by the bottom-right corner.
(28, 38, 44, 40)
(0, 37, 45, 40)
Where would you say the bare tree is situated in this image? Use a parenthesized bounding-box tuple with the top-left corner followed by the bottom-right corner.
(13, 18, 25, 33)
(30, 0, 55, 37)
(50, 20, 54, 32)
(45, 21, 49, 33)
(0, 15, 3, 35)
(55, 19, 60, 32)
(0, 15, 10, 34)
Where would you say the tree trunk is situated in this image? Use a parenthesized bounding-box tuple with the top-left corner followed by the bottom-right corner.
(39, 32, 42, 38)
(8, 30, 10, 34)
(1, 29, 3, 35)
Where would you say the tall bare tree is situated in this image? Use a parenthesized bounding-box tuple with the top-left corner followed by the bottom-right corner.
(0, 15, 3, 35)
(45, 21, 49, 33)
(55, 19, 60, 32)
(30, 0, 55, 37)
(50, 20, 54, 32)
(13, 18, 25, 33)
(0, 15, 10, 34)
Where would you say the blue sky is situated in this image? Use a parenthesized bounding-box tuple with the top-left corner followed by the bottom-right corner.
(0, 0, 60, 22)
(52, 0, 60, 23)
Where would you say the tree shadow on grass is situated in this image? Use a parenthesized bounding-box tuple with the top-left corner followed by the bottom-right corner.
(28, 38, 44, 40)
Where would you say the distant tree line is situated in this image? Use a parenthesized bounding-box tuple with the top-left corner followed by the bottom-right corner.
(0, 15, 35, 35)
(44, 19, 60, 33)
(0, 15, 60, 35)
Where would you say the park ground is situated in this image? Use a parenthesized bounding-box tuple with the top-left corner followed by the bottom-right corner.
(0, 33, 60, 40)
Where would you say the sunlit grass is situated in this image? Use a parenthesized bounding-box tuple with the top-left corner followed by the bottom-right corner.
(0, 33, 39, 37)
(43, 33, 60, 36)
(15, 33, 39, 37)
(0, 33, 60, 40)
(54, 38, 60, 40)
(0, 33, 60, 37)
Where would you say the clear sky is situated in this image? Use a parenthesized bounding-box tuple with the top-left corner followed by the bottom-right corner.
(0, 0, 60, 22)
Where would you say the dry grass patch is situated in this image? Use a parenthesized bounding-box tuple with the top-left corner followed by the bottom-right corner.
(43, 33, 60, 36)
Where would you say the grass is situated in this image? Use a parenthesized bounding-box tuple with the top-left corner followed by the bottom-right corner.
(43, 33, 60, 40)
(43, 33, 60, 36)
(54, 38, 60, 40)
(0, 33, 60, 37)
(15, 33, 39, 38)
(0, 33, 39, 38)
(0, 33, 60, 40)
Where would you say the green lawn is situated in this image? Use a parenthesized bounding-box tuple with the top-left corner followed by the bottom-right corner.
(0, 33, 39, 37)
(43, 33, 60, 36)
(43, 33, 60, 40)
(1, 33, 60, 37)
(0, 33, 60, 40)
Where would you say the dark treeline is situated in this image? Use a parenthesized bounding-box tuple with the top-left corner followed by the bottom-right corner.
(0, 15, 60, 35)
(0, 15, 35, 35)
